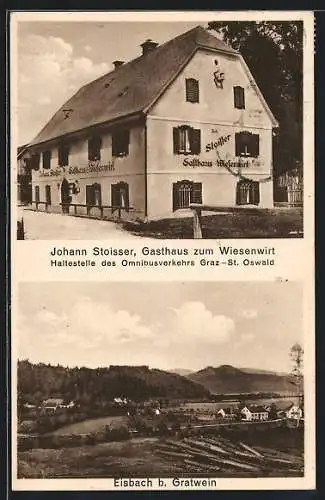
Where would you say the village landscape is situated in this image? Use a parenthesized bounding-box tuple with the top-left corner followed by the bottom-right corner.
(18, 360, 304, 478)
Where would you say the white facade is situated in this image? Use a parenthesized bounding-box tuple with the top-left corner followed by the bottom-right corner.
(27, 41, 277, 221)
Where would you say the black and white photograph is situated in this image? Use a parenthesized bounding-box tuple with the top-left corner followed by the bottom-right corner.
(15, 281, 306, 482)
(13, 14, 307, 240)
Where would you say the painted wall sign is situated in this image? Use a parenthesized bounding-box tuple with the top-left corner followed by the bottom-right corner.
(38, 161, 115, 177)
(213, 59, 225, 89)
(205, 135, 231, 152)
(182, 157, 249, 168)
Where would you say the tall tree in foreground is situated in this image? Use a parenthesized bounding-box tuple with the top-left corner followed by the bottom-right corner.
(208, 21, 303, 178)
(290, 342, 304, 409)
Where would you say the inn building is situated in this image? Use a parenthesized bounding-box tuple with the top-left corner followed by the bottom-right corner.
(21, 26, 278, 221)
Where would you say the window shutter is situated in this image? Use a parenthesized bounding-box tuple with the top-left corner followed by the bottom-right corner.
(172, 183, 179, 211)
(234, 86, 245, 109)
(123, 130, 130, 156)
(251, 134, 260, 157)
(173, 127, 180, 154)
(86, 185, 96, 206)
(124, 183, 130, 211)
(191, 182, 202, 204)
(186, 78, 199, 103)
(235, 133, 241, 156)
(250, 182, 260, 205)
(236, 182, 241, 205)
(190, 128, 201, 154)
(111, 184, 116, 207)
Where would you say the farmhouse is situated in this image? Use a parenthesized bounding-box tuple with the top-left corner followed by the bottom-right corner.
(241, 405, 269, 421)
(217, 407, 236, 420)
(41, 398, 75, 410)
(286, 404, 303, 420)
(20, 26, 278, 221)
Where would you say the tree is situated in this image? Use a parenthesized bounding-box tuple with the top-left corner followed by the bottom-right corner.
(208, 21, 303, 177)
(290, 343, 304, 408)
(268, 402, 278, 420)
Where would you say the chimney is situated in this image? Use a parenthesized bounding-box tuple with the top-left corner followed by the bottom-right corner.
(140, 39, 158, 55)
(113, 60, 124, 69)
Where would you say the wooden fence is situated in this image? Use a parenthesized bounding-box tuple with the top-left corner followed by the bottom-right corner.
(31, 201, 133, 219)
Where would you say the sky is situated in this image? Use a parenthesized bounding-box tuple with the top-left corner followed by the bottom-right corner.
(15, 20, 209, 145)
(17, 281, 302, 373)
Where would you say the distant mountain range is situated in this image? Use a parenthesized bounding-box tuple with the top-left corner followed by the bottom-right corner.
(18, 360, 209, 403)
(18, 361, 298, 405)
(187, 365, 297, 395)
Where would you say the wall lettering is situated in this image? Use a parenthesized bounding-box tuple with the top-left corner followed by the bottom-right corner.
(205, 135, 231, 152)
(182, 157, 250, 168)
(38, 162, 115, 177)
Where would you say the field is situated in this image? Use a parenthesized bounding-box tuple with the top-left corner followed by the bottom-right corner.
(49, 415, 128, 436)
(122, 208, 303, 239)
(175, 397, 296, 412)
(18, 427, 303, 479)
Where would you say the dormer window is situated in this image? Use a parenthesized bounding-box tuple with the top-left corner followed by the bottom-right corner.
(88, 135, 102, 161)
(42, 150, 51, 169)
(234, 86, 245, 109)
(58, 143, 70, 167)
(185, 78, 199, 103)
(173, 125, 201, 155)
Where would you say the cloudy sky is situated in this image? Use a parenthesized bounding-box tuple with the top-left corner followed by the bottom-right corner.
(17, 281, 302, 373)
(15, 20, 207, 145)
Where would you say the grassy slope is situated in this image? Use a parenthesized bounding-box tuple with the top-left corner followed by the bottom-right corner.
(123, 209, 303, 239)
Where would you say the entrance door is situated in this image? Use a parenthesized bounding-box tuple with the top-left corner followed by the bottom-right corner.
(45, 185, 51, 205)
(61, 178, 71, 213)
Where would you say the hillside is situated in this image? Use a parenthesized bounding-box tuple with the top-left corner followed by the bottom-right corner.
(18, 360, 209, 404)
(188, 365, 298, 395)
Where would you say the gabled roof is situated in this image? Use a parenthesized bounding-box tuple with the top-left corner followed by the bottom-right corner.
(29, 26, 237, 147)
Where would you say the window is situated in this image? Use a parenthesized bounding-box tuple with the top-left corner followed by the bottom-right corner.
(45, 185, 51, 205)
(172, 180, 202, 211)
(236, 180, 260, 206)
(86, 183, 102, 207)
(185, 78, 199, 103)
(235, 131, 259, 157)
(112, 129, 129, 157)
(88, 135, 102, 161)
(42, 150, 51, 169)
(111, 182, 129, 212)
(34, 185, 40, 202)
(234, 86, 245, 109)
(58, 144, 70, 167)
(173, 126, 201, 155)
(31, 153, 40, 170)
